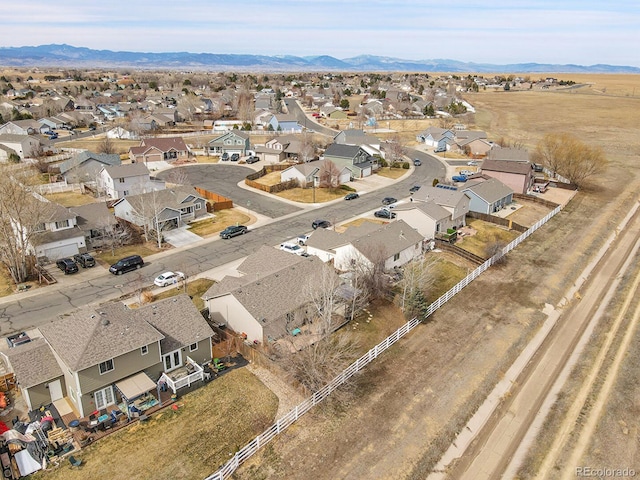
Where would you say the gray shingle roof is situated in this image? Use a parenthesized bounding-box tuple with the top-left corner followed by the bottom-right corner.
(70, 202, 117, 231)
(39, 302, 165, 372)
(324, 143, 362, 159)
(463, 177, 513, 203)
(487, 147, 530, 162)
(412, 186, 468, 207)
(102, 163, 150, 179)
(306, 222, 380, 252)
(482, 158, 533, 175)
(59, 151, 121, 175)
(115, 186, 204, 213)
(350, 220, 424, 261)
(4, 337, 63, 388)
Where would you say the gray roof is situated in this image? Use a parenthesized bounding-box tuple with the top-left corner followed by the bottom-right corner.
(334, 129, 380, 146)
(141, 294, 214, 355)
(463, 177, 514, 203)
(115, 186, 205, 213)
(32, 226, 85, 246)
(59, 151, 121, 175)
(4, 337, 63, 389)
(350, 220, 424, 262)
(482, 158, 533, 175)
(70, 202, 117, 231)
(324, 143, 362, 159)
(487, 147, 530, 162)
(236, 245, 306, 277)
(395, 201, 451, 221)
(0, 133, 36, 143)
(412, 186, 469, 207)
(306, 222, 380, 252)
(39, 302, 165, 372)
(102, 162, 150, 179)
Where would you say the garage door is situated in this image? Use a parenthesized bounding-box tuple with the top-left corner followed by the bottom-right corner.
(44, 244, 79, 261)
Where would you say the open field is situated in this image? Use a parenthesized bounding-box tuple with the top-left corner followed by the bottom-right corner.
(229, 75, 640, 480)
(56, 138, 139, 154)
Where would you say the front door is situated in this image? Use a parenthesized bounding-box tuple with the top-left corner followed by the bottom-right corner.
(94, 386, 115, 411)
(163, 349, 183, 372)
(48, 379, 63, 402)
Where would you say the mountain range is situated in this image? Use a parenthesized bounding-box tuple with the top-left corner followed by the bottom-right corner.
(0, 44, 638, 74)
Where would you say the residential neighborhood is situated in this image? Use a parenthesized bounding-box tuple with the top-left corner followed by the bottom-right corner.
(0, 65, 615, 480)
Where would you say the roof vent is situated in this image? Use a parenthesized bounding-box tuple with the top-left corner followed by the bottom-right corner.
(90, 314, 96, 319)
(101, 318, 110, 326)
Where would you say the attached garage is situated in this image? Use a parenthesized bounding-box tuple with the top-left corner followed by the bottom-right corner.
(44, 244, 79, 260)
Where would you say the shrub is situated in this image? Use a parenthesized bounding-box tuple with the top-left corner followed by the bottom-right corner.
(378, 158, 388, 168)
(339, 184, 356, 192)
(402, 162, 410, 169)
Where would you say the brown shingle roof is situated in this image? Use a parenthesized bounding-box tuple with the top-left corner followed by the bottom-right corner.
(4, 337, 63, 388)
(482, 159, 533, 175)
(140, 137, 188, 152)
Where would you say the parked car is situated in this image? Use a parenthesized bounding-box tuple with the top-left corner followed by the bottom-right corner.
(154, 271, 185, 287)
(312, 219, 331, 230)
(109, 255, 144, 275)
(43, 130, 54, 136)
(344, 193, 359, 200)
(467, 160, 478, 166)
(88, 126, 96, 131)
(409, 185, 421, 193)
(56, 258, 79, 274)
(374, 209, 396, 219)
(219, 225, 248, 239)
(413, 159, 422, 166)
(246, 156, 260, 164)
(280, 243, 308, 256)
(230, 153, 240, 162)
(49, 133, 58, 140)
(452, 174, 468, 182)
(220, 152, 229, 161)
(435, 146, 446, 153)
(381, 197, 397, 206)
(298, 234, 311, 245)
(73, 253, 95, 268)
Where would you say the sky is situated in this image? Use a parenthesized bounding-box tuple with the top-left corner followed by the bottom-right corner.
(2, 0, 639, 67)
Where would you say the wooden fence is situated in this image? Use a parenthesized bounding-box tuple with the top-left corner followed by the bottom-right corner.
(194, 187, 234, 211)
(245, 164, 297, 193)
(467, 211, 528, 232)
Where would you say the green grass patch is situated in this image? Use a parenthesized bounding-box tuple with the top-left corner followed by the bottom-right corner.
(187, 209, 251, 236)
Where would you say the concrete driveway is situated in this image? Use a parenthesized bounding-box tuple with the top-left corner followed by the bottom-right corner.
(163, 227, 202, 247)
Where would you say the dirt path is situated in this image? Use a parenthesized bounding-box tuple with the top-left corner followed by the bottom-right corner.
(245, 364, 305, 418)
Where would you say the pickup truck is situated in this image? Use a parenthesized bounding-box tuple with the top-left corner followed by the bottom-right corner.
(452, 174, 468, 182)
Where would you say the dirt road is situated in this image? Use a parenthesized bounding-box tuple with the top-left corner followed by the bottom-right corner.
(442, 201, 640, 479)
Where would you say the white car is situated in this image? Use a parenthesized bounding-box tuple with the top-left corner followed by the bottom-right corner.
(280, 243, 308, 256)
(154, 271, 185, 287)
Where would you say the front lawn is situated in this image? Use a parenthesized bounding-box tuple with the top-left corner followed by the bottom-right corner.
(150, 278, 215, 311)
(93, 243, 164, 267)
(276, 187, 346, 203)
(376, 167, 410, 179)
(188, 209, 251, 237)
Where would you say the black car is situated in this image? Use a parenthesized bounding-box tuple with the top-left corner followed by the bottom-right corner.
(381, 197, 397, 206)
(56, 258, 79, 274)
(109, 255, 144, 275)
(409, 185, 421, 193)
(73, 253, 95, 268)
(312, 219, 331, 230)
(221, 152, 229, 161)
(344, 193, 359, 200)
(230, 153, 240, 162)
(219, 225, 248, 239)
(413, 159, 422, 166)
(246, 156, 260, 164)
(374, 209, 396, 219)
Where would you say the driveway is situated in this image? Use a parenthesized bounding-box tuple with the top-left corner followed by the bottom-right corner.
(163, 227, 202, 247)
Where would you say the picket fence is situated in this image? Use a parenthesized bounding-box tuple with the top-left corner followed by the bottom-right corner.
(204, 204, 562, 480)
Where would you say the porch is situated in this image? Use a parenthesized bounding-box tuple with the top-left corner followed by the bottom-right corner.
(159, 356, 205, 394)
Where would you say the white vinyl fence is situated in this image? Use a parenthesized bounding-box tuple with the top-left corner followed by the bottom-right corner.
(205, 204, 562, 480)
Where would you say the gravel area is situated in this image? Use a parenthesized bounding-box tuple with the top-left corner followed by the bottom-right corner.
(246, 363, 306, 418)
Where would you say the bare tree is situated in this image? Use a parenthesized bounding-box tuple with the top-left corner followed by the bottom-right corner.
(533, 133, 608, 187)
(396, 256, 436, 319)
(0, 167, 57, 284)
(318, 160, 341, 188)
(299, 131, 316, 163)
(98, 136, 117, 154)
(385, 134, 406, 164)
(354, 243, 391, 302)
(236, 88, 254, 124)
(95, 217, 131, 256)
(303, 264, 342, 335)
(164, 168, 189, 186)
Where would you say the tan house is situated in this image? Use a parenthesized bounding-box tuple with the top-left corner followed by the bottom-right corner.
(3, 295, 214, 417)
(129, 137, 190, 164)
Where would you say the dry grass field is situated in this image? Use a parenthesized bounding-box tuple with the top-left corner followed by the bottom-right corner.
(187, 209, 251, 236)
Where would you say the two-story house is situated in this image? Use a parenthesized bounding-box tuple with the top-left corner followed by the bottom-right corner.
(410, 185, 471, 228)
(59, 151, 121, 184)
(482, 148, 535, 194)
(113, 186, 207, 231)
(0, 134, 41, 160)
(32, 202, 86, 261)
(98, 163, 164, 200)
(3, 295, 214, 417)
(322, 143, 377, 178)
(206, 131, 251, 157)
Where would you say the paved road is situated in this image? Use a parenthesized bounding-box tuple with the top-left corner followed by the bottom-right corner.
(284, 98, 337, 136)
(0, 158, 445, 336)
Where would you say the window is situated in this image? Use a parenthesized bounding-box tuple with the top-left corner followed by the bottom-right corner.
(34, 223, 45, 232)
(94, 386, 115, 410)
(99, 359, 114, 375)
(189, 343, 198, 352)
(54, 219, 70, 229)
(123, 190, 129, 196)
(141, 345, 148, 355)
(195, 203, 202, 210)
(393, 253, 400, 261)
(119, 177, 125, 183)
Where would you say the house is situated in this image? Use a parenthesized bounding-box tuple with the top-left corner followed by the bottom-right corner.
(99, 163, 164, 200)
(129, 137, 190, 164)
(333, 129, 381, 150)
(204, 251, 338, 345)
(279, 160, 350, 187)
(323, 143, 377, 178)
(453, 130, 492, 156)
(206, 130, 251, 157)
(462, 178, 514, 214)
(32, 202, 87, 261)
(0, 120, 44, 136)
(320, 106, 347, 120)
(393, 201, 459, 240)
(106, 126, 138, 140)
(0, 134, 41, 160)
(59, 151, 121, 184)
(416, 127, 455, 151)
(266, 114, 302, 132)
(113, 186, 207, 231)
(411, 185, 471, 227)
(3, 295, 214, 417)
(70, 202, 119, 248)
(482, 148, 535, 194)
(307, 220, 424, 272)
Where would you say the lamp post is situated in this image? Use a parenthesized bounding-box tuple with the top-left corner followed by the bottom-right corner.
(246, 200, 251, 216)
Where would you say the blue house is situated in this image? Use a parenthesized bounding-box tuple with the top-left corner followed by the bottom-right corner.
(462, 178, 514, 214)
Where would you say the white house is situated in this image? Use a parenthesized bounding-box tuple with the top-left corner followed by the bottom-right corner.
(99, 163, 163, 200)
(31, 203, 86, 260)
(0, 134, 41, 160)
